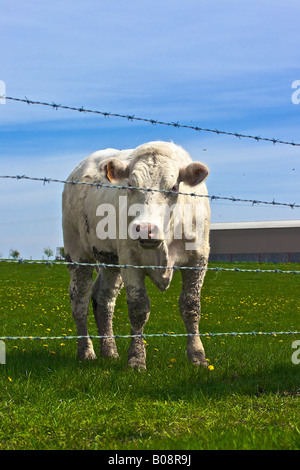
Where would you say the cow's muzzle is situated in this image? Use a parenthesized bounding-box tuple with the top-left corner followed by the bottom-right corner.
(132, 222, 163, 250)
(138, 239, 163, 250)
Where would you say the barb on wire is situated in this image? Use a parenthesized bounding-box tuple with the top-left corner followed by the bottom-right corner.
(3, 95, 300, 147)
(0, 174, 299, 209)
(1, 258, 300, 274)
(0, 331, 299, 342)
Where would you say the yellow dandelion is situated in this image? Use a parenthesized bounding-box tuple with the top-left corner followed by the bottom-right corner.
(170, 358, 176, 363)
(8, 377, 12, 382)
(208, 365, 214, 371)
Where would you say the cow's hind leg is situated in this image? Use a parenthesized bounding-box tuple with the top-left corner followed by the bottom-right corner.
(179, 263, 208, 367)
(92, 268, 123, 358)
(68, 263, 96, 360)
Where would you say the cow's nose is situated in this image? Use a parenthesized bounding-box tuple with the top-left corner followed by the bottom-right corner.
(134, 222, 159, 239)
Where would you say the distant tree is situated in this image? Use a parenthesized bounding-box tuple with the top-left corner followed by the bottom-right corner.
(43, 247, 54, 260)
(10, 249, 20, 260)
(57, 247, 65, 260)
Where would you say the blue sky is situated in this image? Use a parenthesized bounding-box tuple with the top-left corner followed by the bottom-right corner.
(0, 0, 300, 259)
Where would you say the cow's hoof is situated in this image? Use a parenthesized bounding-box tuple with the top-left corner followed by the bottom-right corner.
(192, 358, 209, 368)
(78, 350, 97, 361)
(188, 351, 208, 368)
(128, 356, 147, 370)
(101, 350, 120, 360)
(100, 342, 119, 359)
(77, 337, 97, 361)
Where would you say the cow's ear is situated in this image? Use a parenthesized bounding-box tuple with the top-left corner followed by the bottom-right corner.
(179, 162, 209, 186)
(100, 159, 129, 183)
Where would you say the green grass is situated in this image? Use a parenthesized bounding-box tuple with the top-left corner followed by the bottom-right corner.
(0, 261, 299, 450)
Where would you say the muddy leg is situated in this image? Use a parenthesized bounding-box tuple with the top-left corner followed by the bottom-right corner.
(92, 268, 123, 358)
(68, 264, 96, 360)
(179, 265, 208, 367)
(122, 268, 150, 369)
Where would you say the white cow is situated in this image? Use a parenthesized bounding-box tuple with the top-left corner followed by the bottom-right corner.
(62, 141, 210, 369)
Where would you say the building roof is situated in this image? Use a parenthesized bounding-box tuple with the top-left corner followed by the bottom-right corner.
(210, 220, 300, 231)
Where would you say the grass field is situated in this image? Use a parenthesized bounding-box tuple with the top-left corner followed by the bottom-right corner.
(0, 261, 299, 450)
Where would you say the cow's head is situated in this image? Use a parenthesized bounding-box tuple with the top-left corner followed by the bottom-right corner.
(100, 143, 209, 250)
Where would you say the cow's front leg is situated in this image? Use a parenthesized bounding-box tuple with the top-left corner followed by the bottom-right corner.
(123, 271, 150, 370)
(68, 264, 96, 360)
(92, 268, 123, 359)
(127, 286, 150, 370)
(179, 265, 208, 367)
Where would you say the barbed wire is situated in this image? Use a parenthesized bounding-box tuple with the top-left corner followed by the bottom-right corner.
(1, 174, 299, 209)
(1, 97, 299, 349)
(1, 259, 300, 274)
(3, 95, 300, 147)
(0, 331, 299, 342)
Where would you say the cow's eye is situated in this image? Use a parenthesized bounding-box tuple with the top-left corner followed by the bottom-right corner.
(170, 183, 179, 193)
